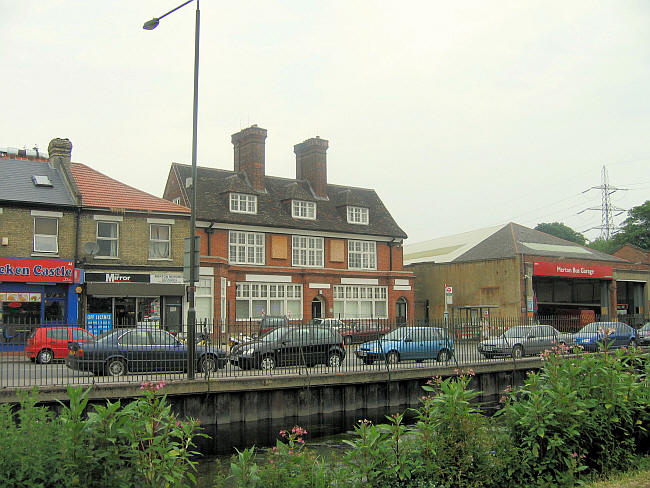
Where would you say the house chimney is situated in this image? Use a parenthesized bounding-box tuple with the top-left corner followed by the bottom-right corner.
(231, 125, 267, 191)
(48, 138, 73, 167)
(294, 136, 329, 199)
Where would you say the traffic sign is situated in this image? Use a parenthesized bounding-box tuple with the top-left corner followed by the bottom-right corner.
(445, 286, 453, 295)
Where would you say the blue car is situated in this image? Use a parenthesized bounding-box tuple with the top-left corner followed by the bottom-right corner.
(354, 327, 454, 365)
(573, 321, 637, 352)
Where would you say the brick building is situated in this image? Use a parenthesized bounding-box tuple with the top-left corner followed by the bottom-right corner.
(404, 223, 650, 326)
(163, 125, 414, 328)
(0, 144, 83, 334)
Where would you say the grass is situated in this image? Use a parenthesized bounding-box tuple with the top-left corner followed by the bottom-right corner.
(583, 457, 650, 488)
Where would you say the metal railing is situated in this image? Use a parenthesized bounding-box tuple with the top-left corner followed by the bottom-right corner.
(0, 314, 647, 389)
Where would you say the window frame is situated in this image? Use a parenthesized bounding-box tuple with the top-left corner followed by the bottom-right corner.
(96, 220, 119, 258)
(149, 223, 172, 260)
(347, 206, 369, 225)
(235, 282, 303, 320)
(348, 240, 377, 270)
(291, 200, 316, 220)
(229, 193, 257, 214)
(229, 231, 265, 265)
(33, 216, 58, 253)
(333, 285, 388, 319)
(292, 235, 324, 268)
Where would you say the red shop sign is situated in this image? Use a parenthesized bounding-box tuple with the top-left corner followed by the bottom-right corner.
(0, 258, 74, 283)
(533, 261, 613, 279)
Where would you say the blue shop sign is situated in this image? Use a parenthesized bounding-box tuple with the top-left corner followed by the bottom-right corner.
(87, 313, 113, 336)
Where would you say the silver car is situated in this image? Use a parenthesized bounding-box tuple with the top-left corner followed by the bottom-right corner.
(477, 325, 573, 359)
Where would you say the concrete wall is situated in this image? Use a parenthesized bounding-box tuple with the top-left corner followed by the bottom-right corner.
(0, 359, 538, 455)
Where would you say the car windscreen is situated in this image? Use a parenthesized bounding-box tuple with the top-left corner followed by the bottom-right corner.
(259, 328, 289, 342)
(578, 323, 608, 334)
(503, 326, 531, 338)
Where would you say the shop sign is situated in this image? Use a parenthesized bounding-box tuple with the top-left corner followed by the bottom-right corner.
(150, 272, 184, 284)
(0, 292, 41, 303)
(0, 258, 74, 283)
(85, 272, 150, 283)
(533, 261, 613, 279)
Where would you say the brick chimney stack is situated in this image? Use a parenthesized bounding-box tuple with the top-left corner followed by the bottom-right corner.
(295, 136, 329, 199)
(48, 138, 73, 168)
(231, 125, 267, 191)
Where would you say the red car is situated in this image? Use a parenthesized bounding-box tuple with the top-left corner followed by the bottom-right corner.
(25, 326, 94, 364)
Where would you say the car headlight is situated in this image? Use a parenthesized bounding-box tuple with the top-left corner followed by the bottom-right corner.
(580, 338, 591, 343)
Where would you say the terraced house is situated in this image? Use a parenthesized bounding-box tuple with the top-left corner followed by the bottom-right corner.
(163, 125, 414, 329)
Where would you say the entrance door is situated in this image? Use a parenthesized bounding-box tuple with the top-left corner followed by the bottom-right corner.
(311, 297, 323, 319)
(396, 298, 407, 325)
(164, 297, 182, 333)
(43, 289, 66, 325)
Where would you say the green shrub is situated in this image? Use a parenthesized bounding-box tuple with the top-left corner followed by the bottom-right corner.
(0, 381, 204, 488)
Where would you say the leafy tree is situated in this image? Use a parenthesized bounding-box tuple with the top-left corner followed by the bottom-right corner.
(586, 237, 619, 254)
(535, 222, 586, 245)
(614, 200, 650, 250)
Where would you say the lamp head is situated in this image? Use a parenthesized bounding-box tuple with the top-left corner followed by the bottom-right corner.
(143, 18, 160, 30)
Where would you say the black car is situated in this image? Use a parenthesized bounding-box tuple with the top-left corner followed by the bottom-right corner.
(258, 315, 290, 335)
(230, 326, 345, 370)
(65, 327, 228, 376)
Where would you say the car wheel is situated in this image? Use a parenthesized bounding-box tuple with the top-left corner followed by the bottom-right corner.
(327, 352, 342, 368)
(107, 358, 127, 377)
(37, 349, 54, 364)
(260, 355, 276, 371)
(199, 355, 217, 374)
(361, 358, 374, 365)
(386, 351, 399, 365)
(437, 349, 451, 362)
(343, 336, 352, 346)
(512, 345, 524, 359)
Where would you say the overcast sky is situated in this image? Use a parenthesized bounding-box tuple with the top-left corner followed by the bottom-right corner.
(2, 1, 649, 244)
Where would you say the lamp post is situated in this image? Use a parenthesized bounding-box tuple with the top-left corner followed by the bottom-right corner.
(144, 0, 200, 379)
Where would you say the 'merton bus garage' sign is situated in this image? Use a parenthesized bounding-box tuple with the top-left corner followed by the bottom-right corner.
(533, 261, 613, 279)
(0, 258, 74, 283)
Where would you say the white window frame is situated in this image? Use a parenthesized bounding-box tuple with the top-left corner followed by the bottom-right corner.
(292, 236, 324, 268)
(149, 223, 172, 259)
(33, 216, 58, 253)
(195, 275, 214, 330)
(229, 231, 265, 265)
(96, 221, 119, 258)
(348, 240, 377, 270)
(235, 282, 303, 320)
(292, 200, 316, 220)
(347, 206, 369, 225)
(333, 285, 388, 319)
(229, 193, 257, 214)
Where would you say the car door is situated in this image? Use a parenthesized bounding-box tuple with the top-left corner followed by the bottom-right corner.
(399, 328, 419, 360)
(46, 327, 69, 360)
(536, 326, 558, 353)
(150, 329, 186, 372)
(525, 326, 547, 355)
(117, 330, 151, 372)
(276, 328, 306, 366)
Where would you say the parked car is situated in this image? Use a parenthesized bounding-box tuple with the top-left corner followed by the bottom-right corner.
(230, 326, 345, 370)
(573, 321, 637, 352)
(354, 327, 454, 365)
(334, 320, 391, 345)
(308, 318, 345, 329)
(258, 315, 289, 335)
(477, 325, 573, 359)
(25, 326, 94, 364)
(65, 328, 227, 376)
(637, 322, 650, 346)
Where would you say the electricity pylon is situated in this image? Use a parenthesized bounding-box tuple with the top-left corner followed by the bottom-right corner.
(579, 165, 627, 240)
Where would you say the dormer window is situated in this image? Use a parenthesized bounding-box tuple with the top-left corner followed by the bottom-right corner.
(292, 200, 316, 220)
(230, 193, 257, 214)
(347, 206, 368, 225)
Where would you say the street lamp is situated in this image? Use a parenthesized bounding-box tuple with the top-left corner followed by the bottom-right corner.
(144, 0, 200, 379)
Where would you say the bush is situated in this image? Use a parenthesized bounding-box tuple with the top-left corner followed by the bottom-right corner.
(0, 381, 204, 488)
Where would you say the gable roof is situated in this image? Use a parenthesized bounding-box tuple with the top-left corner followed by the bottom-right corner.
(169, 163, 407, 239)
(0, 157, 77, 207)
(70, 163, 190, 214)
(404, 223, 625, 265)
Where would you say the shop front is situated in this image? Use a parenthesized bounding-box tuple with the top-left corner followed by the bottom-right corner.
(84, 271, 185, 334)
(0, 257, 82, 345)
(532, 260, 613, 320)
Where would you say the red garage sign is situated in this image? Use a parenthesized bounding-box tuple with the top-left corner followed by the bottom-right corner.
(0, 258, 74, 283)
(533, 261, 613, 279)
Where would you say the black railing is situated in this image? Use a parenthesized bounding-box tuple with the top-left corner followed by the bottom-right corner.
(0, 315, 647, 389)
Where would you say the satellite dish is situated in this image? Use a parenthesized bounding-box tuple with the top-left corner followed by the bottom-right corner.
(82, 242, 99, 256)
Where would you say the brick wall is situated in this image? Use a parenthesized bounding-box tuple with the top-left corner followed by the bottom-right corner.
(0, 206, 77, 259)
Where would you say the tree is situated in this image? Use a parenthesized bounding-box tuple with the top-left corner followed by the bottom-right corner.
(613, 200, 650, 250)
(534, 222, 586, 245)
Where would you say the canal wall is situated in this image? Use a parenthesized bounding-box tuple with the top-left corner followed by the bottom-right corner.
(0, 359, 539, 454)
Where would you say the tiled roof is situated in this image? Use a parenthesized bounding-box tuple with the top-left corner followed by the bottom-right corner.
(70, 163, 190, 214)
(405, 223, 625, 264)
(0, 158, 77, 207)
(170, 164, 407, 239)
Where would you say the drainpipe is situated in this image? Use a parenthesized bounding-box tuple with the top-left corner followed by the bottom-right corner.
(204, 222, 216, 255)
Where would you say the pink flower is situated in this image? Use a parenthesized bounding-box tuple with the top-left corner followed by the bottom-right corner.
(571, 452, 578, 458)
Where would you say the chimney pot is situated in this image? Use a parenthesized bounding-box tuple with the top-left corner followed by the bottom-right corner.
(294, 137, 329, 199)
(48, 138, 73, 167)
(231, 125, 267, 191)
